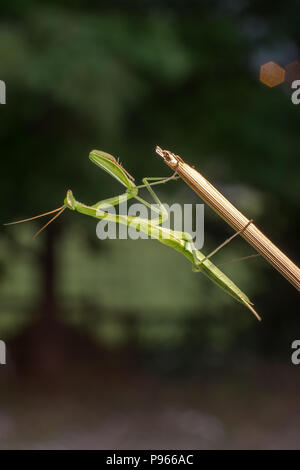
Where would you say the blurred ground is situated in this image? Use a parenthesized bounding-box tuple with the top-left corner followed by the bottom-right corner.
(1, 362, 299, 450)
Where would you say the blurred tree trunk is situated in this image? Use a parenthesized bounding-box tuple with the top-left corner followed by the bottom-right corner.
(11, 226, 68, 380)
(40, 225, 56, 319)
(32, 225, 75, 379)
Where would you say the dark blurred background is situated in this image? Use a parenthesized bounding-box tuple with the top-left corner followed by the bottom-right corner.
(0, 1, 300, 449)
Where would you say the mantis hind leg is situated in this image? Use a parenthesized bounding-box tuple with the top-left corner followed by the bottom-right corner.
(200, 220, 254, 264)
(191, 219, 255, 271)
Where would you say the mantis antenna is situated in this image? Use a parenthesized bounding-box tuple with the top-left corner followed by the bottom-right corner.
(4, 204, 66, 238)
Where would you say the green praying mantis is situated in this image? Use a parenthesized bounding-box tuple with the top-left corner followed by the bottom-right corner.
(5, 150, 261, 321)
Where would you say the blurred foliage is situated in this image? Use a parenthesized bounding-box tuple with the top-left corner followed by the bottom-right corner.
(1, 1, 299, 366)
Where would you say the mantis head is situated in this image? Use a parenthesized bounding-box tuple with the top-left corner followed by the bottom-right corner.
(64, 189, 76, 210)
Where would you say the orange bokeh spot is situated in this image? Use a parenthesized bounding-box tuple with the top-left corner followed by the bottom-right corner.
(259, 61, 285, 87)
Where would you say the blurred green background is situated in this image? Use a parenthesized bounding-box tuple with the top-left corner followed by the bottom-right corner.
(0, 1, 299, 449)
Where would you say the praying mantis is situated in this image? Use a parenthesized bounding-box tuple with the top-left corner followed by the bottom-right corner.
(5, 150, 261, 321)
